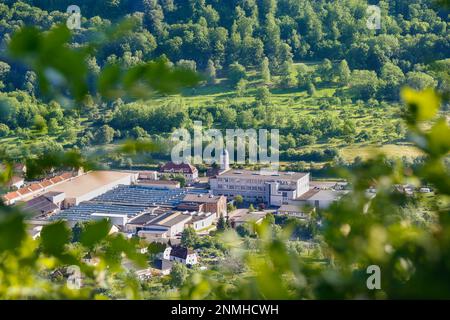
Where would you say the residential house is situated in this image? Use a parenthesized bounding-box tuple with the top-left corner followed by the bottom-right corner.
(160, 162, 199, 184)
(168, 246, 198, 266)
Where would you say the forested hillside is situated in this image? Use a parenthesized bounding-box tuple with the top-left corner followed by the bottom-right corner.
(0, 0, 449, 169)
(2, 1, 449, 84)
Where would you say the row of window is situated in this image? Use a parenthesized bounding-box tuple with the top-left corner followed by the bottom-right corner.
(216, 184, 265, 191)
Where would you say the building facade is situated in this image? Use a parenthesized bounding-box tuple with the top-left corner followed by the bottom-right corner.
(177, 194, 227, 217)
(160, 162, 199, 183)
(210, 170, 310, 206)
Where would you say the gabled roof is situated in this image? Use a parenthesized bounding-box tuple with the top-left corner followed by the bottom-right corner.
(296, 188, 321, 200)
(182, 193, 224, 204)
(22, 195, 59, 216)
(160, 162, 198, 174)
(40, 180, 53, 187)
(3, 191, 20, 201)
(60, 172, 73, 180)
(28, 183, 42, 191)
(17, 187, 32, 196)
(50, 176, 64, 184)
(170, 246, 195, 259)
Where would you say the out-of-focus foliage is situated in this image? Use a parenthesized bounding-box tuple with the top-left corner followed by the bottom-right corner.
(0, 21, 198, 299)
(0, 213, 146, 299)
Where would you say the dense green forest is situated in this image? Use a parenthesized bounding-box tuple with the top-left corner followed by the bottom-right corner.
(0, 0, 449, 168)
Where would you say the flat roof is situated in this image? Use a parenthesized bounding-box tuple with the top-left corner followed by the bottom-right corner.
(44, 171, 134, 199)
(232, 212, 267, 223)
(128, 207, 171, 225)
(150, 211, 192, 227)
(278, 204, 305, 212)
(215, 170, 308, 181)
(138, 180, 180, 185)
(297, 189, 346, 201)
(20, 196, 59, 217)
(183, 194, 223, 203)
(191, 213, 213, 222)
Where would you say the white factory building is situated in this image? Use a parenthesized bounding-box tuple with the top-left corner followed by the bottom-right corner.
(210, 169, 310, 206)
(41, 170, 138, 208)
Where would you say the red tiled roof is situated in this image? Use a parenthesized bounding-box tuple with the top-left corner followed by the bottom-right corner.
(60, 172, 73, 180)
(4, 191, 20, 200)
(28, 183, 42, 191)
(161, 162, 198, 174)
(17, 187, 32, 195)
(50, 176, 63, 183)
(40, 180, 53, 187)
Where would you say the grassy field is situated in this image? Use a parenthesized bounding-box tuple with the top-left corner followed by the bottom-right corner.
(1, 62, 433, 166)
(150, 69, 412, 164)
(340, 144, 424, 161)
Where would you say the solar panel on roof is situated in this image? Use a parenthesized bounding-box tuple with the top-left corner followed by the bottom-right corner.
(49, 185, 208, 223)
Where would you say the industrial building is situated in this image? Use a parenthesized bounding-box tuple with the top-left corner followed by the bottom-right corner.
(133, 211, 193, 239)
(210, 170, 310, 206)
(292, 188, 347, 209)
(3, 172, 76, 205)
(43, 171, 138, 208)
(187, 212, 216, 231)
(92, 185, 207, 207)
(19, 191, 65, 219)
(51, 202, 152, 225)
(176, 194, 227, 217)
(137, 180, 181, 189)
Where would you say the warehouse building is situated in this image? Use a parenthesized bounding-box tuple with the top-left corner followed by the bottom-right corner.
(137, 180, 181, 189)
(3, 172, 76, 205)
(44, 171, 138, 208)
(186, 212, 216, 231)
(292, 188, 347, 209)
(135, 211, 193, 239)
